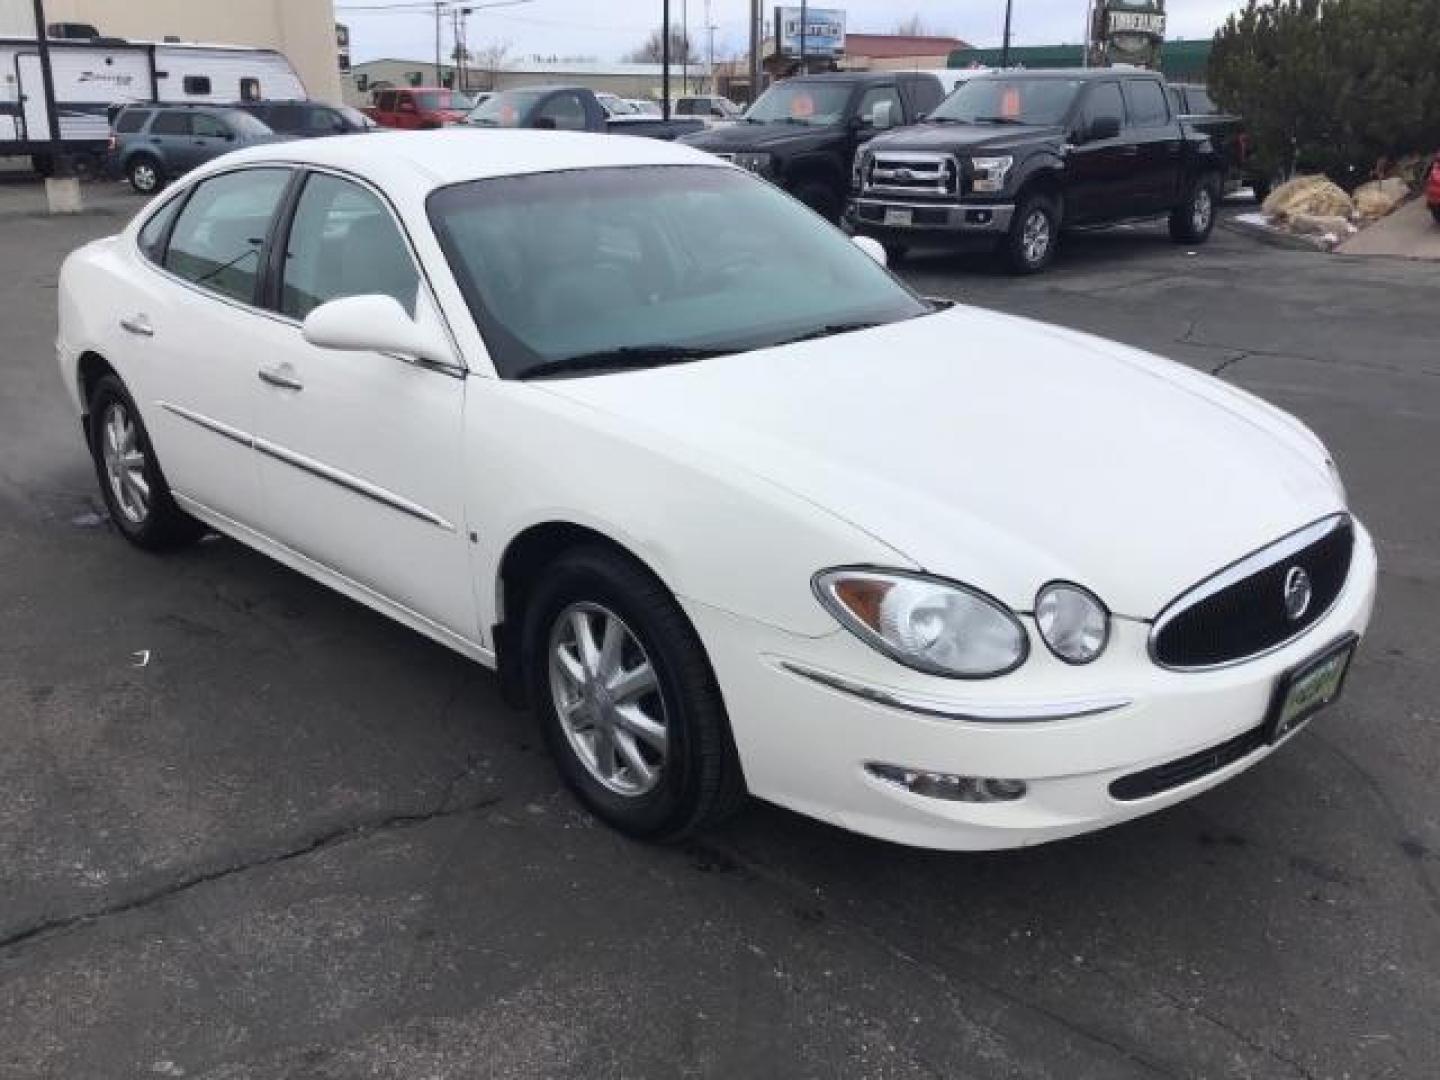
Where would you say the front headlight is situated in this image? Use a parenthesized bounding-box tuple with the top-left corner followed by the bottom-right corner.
(734, 151, 773, 177)
(814, 569, 1029, 679)
(970, 154, 1014, 194)
(1034, 582, 1109, 665)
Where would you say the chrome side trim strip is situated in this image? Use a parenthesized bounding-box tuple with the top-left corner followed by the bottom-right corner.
(1149, 513, 1352, 672)
(157, 401, 456, 532)
(777, 660, 1132, 724)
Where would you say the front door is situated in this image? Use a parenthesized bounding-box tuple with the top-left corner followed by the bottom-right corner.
(248, 170, 475, 640)
(17, 54, 49, 141)
(1066, 80, 1132, 223)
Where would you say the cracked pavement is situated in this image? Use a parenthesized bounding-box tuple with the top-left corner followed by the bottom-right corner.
(1, 178, 1437, 1078)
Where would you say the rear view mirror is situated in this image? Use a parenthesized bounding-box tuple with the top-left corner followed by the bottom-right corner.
(302, 294, 451, 365)
(1089, 116, 1121, 142)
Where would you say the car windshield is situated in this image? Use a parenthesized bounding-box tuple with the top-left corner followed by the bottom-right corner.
(225, 110, 274, 136)
(427, 165, 929, 379)
(931, 77, 1084, 125)
(418, 90, 474, 111)
(743, 81, 851, 125)
(466, 89, 546, 126)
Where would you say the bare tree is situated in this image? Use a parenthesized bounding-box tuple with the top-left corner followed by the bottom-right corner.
(893, 14, 937, 36)
(626, 26, 697, 64)
(472, 39, 512, 90)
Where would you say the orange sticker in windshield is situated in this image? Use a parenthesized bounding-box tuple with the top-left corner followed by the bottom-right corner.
(790, 93, 816, 119)
(500, 103, 518, 125)
(1001, 87, 1021, 119)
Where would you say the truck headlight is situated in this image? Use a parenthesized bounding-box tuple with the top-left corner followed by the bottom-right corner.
(970, 155, 1014, 194)
(733, 152, 773, 177)
(814, 569, 1028, 678)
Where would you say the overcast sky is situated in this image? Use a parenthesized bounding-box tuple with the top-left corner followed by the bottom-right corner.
(340, 0, 1247, 65)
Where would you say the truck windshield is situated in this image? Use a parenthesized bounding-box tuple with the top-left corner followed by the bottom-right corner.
(427, 166, 929, 379)
(931, 78, 1084, 125)
(418, 91, 474, 111)
(466, 89, 546, 127)
(744, 82, 851, 125)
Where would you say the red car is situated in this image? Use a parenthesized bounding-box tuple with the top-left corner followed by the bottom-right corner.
(1427, 152, 1440, 225)
(362, 87, 474, 130)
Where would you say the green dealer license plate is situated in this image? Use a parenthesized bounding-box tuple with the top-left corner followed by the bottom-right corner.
(1266, 635, 1358, 744)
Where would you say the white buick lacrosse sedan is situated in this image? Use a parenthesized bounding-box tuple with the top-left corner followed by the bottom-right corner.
(57, 130, 1376, 850)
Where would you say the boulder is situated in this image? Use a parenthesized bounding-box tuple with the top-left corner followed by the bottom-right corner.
(1353, 177, 1411, 221)
(1286, 212, 1354, 242)
(1262, 175, 1354, 221)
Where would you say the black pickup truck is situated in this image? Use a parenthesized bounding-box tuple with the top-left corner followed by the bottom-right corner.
(680, 72, 945, 222)
(464, 85, 704, 140)
(848, 70, 1224, 273)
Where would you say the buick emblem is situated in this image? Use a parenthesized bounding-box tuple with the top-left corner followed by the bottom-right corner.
(1283, 566, 1313, 621)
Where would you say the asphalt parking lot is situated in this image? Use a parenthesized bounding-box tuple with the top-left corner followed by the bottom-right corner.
(2, 173, 1437, 1079)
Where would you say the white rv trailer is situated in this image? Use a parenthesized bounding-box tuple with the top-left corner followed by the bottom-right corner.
(0, 37, 305, 170)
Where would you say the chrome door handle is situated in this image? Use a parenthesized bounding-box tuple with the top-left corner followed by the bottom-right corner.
(120, 314, 153, 337)
(257, 366, 304, 392)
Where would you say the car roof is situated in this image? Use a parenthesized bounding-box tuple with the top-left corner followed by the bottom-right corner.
(214, 128, 726, 189)
(967, 68, 1162, 81)
(786, 71, 914, 83)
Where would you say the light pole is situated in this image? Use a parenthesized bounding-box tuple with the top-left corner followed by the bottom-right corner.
(662, 0, 671, 119)
(1000, 0, 1014, 69)
(799, 0, 807, 75)
(748, 0, 760, 103)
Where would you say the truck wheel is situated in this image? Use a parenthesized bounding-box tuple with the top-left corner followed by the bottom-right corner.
(1002, 194, 1059, 274)
(1170, 177, 1218, 244)
(793, 182, 842, 224)
(127, 155, 165, 195)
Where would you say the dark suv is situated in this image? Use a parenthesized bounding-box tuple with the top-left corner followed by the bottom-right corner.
(110, 105, 287, 194)
(233, 100, 375, 139)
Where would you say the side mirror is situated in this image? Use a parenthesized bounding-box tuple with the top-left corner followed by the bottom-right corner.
(302, 294, 451, 365)
(851, 235, 888, 267)
(1089, 116, 1121, 142)
(534, 116, 557, 130)
(871, 101, 895, 130)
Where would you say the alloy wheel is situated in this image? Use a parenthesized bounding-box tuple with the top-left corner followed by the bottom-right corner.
(100, 400, 150, 524)
(1193, 187, 1213, 233)
(548, 602, 669, 797)
(1022, 210, 1052, 266)
(133, 163, 157, 192)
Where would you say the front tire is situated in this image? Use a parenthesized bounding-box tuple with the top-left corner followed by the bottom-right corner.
(127, 155, 164, 195)
(523, 546, 746, 841)
(1171, 176, 1219, 244)
(87, 374, 204, 551)
(1002, 194, 1060, 274)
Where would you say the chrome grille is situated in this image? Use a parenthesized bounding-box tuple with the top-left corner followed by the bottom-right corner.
(863, 151, 958, 197)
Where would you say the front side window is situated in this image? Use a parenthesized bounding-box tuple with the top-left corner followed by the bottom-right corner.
(280, 173, 420, 321)
(1124, 80, 1171, 127)
(932, 77, 1084, 126)
(192, 113, 229, 139)
(150, 111, 191, 136)
(744, 81, 851, 125)
(428, 165, 928, 379)
(1077, 82, 1125, 137)
(536, 93, 587, 131)
(163, 169, 290, 304)
(466, 89, 545, 127)
(856, 86, 901, 129)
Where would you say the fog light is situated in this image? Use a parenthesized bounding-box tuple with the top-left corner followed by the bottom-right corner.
(866, 763, 1028, 803)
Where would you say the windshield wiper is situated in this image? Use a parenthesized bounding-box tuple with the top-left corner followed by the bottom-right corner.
(518, 345, 731, 380)
(971, 116, 1027, 125)
(771, 321, 884, 347)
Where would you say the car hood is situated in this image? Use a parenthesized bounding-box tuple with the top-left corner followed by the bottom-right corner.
(870, 122, 1064, 155)
(535, 306, 1343, 618)
(681, 121, 841, 151)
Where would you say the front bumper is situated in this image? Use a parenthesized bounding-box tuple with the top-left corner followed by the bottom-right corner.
(684, 521, 1378, 851)
(848, 196, 1015, 235)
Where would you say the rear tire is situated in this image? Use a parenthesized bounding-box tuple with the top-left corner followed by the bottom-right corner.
(522, 545, 746, 841)
(87, 374, 205, 551)
(127, 155, 164, 195)
(1170, 176, 1219, 244)
(1001, 193, 1060, 274)
(1430, 205, 1440, 227)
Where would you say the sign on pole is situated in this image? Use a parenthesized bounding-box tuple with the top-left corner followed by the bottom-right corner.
(774, 5, 845, 58)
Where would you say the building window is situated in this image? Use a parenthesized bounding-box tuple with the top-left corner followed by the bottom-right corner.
(183, 75, 211, 95)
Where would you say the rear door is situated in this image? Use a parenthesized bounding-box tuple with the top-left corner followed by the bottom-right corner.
(1065, 80, 1131, 223)
(1121, 78, 1182, 213)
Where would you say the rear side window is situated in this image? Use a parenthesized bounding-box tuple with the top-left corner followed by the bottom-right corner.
(115, 109, 150, 134)
(1124, 80, 1170, 127)
(279, 173, 420, 320)
(183, 75, 211, 96)
(150, 111, 191, 136)
(138, 195, 184, 263)
(164, 169, 291, 304)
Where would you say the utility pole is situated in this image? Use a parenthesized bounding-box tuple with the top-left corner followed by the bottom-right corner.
(706, 0, 716, 95)
(662, 0, 671, 119)
(748, 0, 760, 104)
(681, 0, 688, 95)
(799, 0, 807, 75)
(1000, 0, 1013, 69)
(434, 0, 443, 86)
